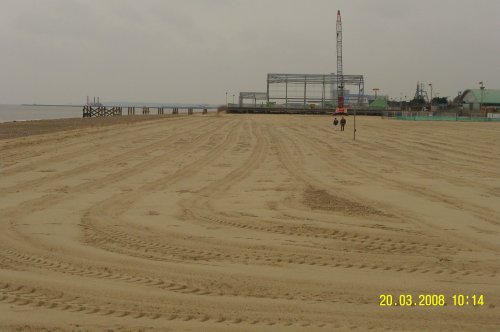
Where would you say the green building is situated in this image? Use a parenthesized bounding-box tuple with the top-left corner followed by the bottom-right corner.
(368, 97, 388, 110)
(460, 89, 500, 112)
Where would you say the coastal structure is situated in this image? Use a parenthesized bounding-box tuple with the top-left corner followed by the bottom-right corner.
(82, 105, 207, 117)
(228, 73, 366, 114)
(228, 11, 368, 115)
(86, 96, 103, 107)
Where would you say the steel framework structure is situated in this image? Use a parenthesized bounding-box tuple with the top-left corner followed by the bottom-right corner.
(266, 73, 364, 109)
(239, 92, 268, 107)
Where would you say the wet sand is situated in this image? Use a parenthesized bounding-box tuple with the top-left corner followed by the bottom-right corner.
(0, 114, 499, 331)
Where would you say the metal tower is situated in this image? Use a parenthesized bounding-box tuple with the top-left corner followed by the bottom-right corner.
(413, 82, 429, 102)
(335, 10, 347, 114)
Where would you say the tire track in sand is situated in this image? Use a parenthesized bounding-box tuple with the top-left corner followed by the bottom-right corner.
(0, 118, 209, 193)
(0, 280, 328, 328)
(0, 118, 232, 236)
(292, 123, 500, 252)
(0, 116, 192, 175)
(260, 123, 495, 278)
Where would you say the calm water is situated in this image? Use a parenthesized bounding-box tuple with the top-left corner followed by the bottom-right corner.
(0, 104, 83, 123)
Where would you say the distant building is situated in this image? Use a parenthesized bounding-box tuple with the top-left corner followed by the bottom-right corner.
(368, 97, 389, 110)
(459, 89, 500, 112)
(341, 93, 387, 108)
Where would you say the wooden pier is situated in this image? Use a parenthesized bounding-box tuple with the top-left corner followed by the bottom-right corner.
(83, 106, 122, 118)
(83, 106, 211, 118)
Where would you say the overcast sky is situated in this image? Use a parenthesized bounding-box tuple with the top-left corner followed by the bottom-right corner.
(1, 0, 499, 105)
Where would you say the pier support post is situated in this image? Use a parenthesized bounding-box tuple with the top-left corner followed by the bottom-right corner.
(83, 106, 90, 118)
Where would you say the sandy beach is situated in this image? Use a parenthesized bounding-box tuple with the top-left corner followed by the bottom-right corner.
(0, 114, 499, 331)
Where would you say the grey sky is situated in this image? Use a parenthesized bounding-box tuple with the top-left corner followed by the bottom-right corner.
(1, 0, 499, 104)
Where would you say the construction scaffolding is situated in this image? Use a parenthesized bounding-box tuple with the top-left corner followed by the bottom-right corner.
(266, 73, 364, 109)
(239, 92, 268, 107)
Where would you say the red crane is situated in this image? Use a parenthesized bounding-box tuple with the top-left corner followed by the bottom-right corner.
(335, 10, 348, 115)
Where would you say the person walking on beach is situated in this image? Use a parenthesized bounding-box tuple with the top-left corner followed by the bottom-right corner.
(340, 116, 346, 131)
(333, 117, 339, 130)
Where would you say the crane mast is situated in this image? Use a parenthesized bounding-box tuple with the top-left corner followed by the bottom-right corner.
(335, 10, 347, 114)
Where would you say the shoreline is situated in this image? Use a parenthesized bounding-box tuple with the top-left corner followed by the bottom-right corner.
(21, 104, 83, 107)
(0, 114, 189, 140)
(0, 104, 219, 124)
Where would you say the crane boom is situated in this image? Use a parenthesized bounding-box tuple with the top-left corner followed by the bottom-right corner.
(335, 10, 347, 114)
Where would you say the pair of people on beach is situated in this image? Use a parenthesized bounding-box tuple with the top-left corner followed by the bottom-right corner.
(333, 116, 346, 131)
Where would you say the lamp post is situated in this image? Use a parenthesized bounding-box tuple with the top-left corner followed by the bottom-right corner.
(479, 82, 485, 114)
(225, 91, 228, 106)
(232, 94, 235, 104)
(428, 83, 433, 111)
(353, 104, 356, 141)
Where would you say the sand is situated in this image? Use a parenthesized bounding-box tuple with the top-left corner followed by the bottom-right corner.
(0, 114, 499, 331)
(0, 115, 180, 140)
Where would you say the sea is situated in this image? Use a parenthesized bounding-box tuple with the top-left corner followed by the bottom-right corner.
(0, 103, 218, 123)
